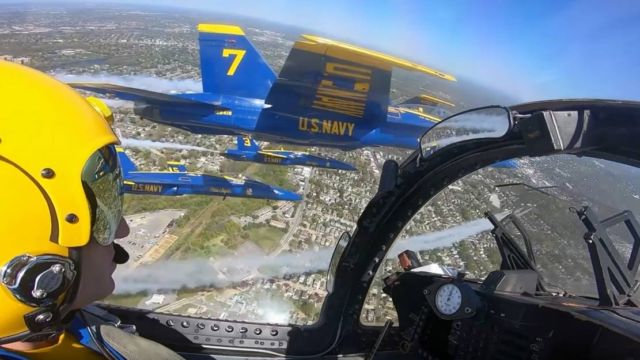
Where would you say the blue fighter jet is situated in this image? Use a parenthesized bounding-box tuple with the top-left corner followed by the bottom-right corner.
(223, 136, 357, 171)
(71, 24, 457, 151)
(116, 147, 302, 201)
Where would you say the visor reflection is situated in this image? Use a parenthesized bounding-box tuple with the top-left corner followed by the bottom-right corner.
(81, 145, 123, 246)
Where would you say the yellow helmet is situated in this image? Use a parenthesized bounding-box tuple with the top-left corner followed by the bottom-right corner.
(0, 61, 121, 342)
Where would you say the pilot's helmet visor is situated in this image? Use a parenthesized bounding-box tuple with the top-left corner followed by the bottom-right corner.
(81, 144, 124, 246)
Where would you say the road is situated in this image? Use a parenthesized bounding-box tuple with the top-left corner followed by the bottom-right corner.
(155, 293, 207, 313)
(370, 151, 383, 174)
(133, 234, 178, 268)
(270, 168, 314, 256)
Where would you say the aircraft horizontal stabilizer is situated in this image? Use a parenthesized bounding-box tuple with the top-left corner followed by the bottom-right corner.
(69, 83, 229, 110)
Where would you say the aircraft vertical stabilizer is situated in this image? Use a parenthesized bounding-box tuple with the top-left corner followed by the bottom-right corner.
(198, 24, 276, 99)
(236, 136, 260, 152)
(167, 161, 188, 172)
(116, 146, 138, 174)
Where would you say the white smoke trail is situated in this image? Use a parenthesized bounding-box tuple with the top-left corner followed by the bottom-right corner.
(113, 248, 333, 294)
(120, 138, 214, 152)
(254, 295, 295, 324)
(388, 217, 496, 258)
(113, 216, 507, 294)
(52, 72, 202, 93)
(101, 99, 132, 108)
(113, 218, 502, 294)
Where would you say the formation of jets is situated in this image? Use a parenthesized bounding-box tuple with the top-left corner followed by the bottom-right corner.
(71, 23, 456, 151)
(75, 23, 509, 201)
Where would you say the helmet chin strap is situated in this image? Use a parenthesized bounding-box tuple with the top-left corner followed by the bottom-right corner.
(59, 248, 82, 320)
(61, 242, 128, 320)
(59, 244, 128, 325)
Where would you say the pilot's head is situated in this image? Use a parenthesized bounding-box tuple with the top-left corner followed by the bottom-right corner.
(0, 61, 129, 344)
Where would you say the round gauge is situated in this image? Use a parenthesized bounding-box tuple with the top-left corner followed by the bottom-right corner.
(435, 283, 462, 315)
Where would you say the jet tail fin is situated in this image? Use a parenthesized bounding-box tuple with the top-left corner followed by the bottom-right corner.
(236, 136, 260, 151)
(258, 34, 456, 140)
(167, 161, 188, 172)
(198, 24, 276, 99)
(116, 146, 138, 174)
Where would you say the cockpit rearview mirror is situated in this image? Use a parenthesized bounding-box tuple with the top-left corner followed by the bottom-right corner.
(419, 106, 511, 159)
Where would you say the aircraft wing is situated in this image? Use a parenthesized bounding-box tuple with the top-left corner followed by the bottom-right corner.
(69, 83, 229, 110)
(298, 35, 456, 81)
(397, 94, 455, 107)
(258, 151, 287, 159)
(397, 107, 442, 123)
(258, 34, 455, 137)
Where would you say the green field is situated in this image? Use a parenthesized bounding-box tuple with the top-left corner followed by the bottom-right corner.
(123, 194, 213, 216)
(162, 197, 287, 259)
(246, 226, 286, 252)
(123, 161, 297, 260)
(220, 159, 296, 190)
(176, 287, 204, 300)
(103, 292, 148, 308)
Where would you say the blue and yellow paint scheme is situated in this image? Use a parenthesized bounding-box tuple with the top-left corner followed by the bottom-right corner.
(222, 136, 357, 171)
(395, 94, 455, 121)
(116, 147, 301, 201)
(70, 24, 457, 151)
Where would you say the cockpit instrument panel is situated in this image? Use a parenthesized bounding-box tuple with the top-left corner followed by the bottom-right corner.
(434, 283, 462, 315)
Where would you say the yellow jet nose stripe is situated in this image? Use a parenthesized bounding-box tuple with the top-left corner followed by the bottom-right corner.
(297, 34, 456, 82)
(198, 24, 245, 36)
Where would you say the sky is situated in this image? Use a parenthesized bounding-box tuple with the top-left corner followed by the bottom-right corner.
(7, 0, 640, 101)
